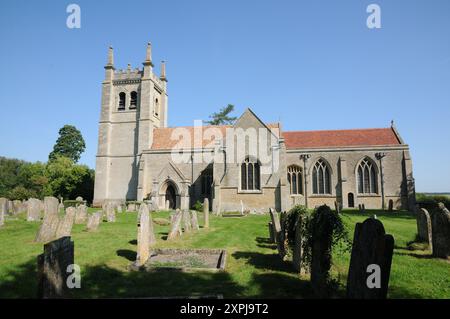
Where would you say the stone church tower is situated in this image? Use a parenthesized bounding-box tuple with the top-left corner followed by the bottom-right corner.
(93, 44, 168, 206)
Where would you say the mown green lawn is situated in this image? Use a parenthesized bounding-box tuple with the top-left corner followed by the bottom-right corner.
(0, 209, 448, 298)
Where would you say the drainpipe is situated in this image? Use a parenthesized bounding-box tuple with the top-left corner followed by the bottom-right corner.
(376, 152, 387, 210)
(300, 154, 311, 208)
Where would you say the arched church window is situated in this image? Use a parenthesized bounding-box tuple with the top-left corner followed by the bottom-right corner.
(357, 157, 378, 194)
(241, 157, 260, 191)
(288, 165, 303, 195)
(130, 91, 137, 109)
(312, 159, 331, 194)
(118, 92, 126, 110)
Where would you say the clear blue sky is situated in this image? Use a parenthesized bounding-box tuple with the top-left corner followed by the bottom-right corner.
(0, 0, 449, 192)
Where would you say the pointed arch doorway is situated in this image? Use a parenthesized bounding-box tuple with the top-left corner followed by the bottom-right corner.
(165, 184, 177, 209)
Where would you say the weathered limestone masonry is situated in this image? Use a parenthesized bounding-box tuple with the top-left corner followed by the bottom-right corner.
(0, 197, 6, 227)
(346, 218, 394, 299)
(269, 208, 286, 259)
(431, 203, 450, 259)
(191, 211, 200, 231)
(55, 207, 76, 238)
(27, 198, 42, 221)
(37, 236, 74, 299)
(203, 198, 209, 228)
(168, 210, 182, 240)
(136, 204, 151, 266)
(416, 207, 432, 247)
(86, 211, 102, 231)
(93, 43, 415, 213)
(75, 204, 88, 224)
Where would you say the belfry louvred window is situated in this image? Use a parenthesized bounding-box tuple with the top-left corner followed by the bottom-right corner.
(118, 92, 126, 110)
(130, 91, 137, 109)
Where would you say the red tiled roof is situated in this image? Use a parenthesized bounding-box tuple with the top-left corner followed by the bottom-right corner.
(151, 125, 401, 150)
(282, 128, 401, 149)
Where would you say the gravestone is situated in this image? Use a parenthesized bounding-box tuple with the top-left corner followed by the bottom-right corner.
(292, 213, 307, 275)
(346, 218, 394, 299)
(86, 211, 102, 231)
(139, 204, 156, 246)
(269, 208, 286, 259)
(167, 210, 183, 240)
(362, 204, 366, 213)
(203, 198, 209, 228)
(136, 205, 151, 266)
(0, 197, 8, 226)
(105, 202, 116, 222)
(416, 207, 432, 247)
(182, 209, 192, 232)
(0, 198, 6, 227)
(431, 203, 450, 258)
(75, 204, 88, 224)
(191, 211, 200, 231)
(37, 236, 74, 298)
(7, 200, 13, 214)
(388, 200, 394, 212)
(165, 200, 170, 210)
(334, 201, 341, 214)
(27, 198, 42, 221)
(268, 222, 275, 243)
(116, 204, 123, 213)
(12, 200, 23, 215)
(44, 196, 59, 219)
(55, 207, 76, 238)
(310, 205, 333, 298)
(75, 196, 83, 202)
(127, 203, 136, 212)
(35, 213, 60, 243)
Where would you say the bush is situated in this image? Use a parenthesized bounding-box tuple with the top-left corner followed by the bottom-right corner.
(193, 200, 203, 212)
(416, 193, 450, 211)
(63, 200, 84, 208)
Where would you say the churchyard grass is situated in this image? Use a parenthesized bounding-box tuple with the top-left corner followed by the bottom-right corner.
(0, 209, 448, 298)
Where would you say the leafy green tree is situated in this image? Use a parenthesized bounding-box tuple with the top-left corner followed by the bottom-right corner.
(49, 125, 86, 163)
(45, 156, 94, 202)
(205, 104, 237, 125)
(0, 157, 24, 197)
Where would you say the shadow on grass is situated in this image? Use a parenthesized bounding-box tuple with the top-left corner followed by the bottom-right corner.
(248, 272, 313, 298)
(342, 210, 416, 220)
(0, 258, 244, 298)
(117, 249, 136, 262)
(128, 239, 137, 245)
(232, 251, 295, 273)
(255, 237, 276, 250)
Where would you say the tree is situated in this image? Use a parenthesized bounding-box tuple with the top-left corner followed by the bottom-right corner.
(205, 104, 237, 125)
(49, 125, 86, 163)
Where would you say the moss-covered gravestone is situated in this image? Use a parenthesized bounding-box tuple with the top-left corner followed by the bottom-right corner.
(431, 203, 450, 259)
(37, 236, 74, 298)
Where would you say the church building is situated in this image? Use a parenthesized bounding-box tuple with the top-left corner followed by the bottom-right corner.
(93, 44, 416, 212)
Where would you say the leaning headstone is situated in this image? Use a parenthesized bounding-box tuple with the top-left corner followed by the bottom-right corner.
(105, 202, 116, 222)
(269, 208, 286, 259)
(292, 213, 307, 275)
(136, 205, 150, 266)
(27, 198, 42, 221)
(167, 210, 183, 240)
(55, 207, 76, 238)
(35, 213, 60, 243)
(203, 198, 209, 228)
(416, 207, 432, 247)
(346, 218, 394, 299)
(44, 196, 59, 219)
(37, 236, 74, 298)
(431, 203, 450, 259)
(268, 222, 275, 243)
(0, 198, 6, 227)
(86, 211, 102, 232)
(191, 211, 200, 231)
(75, 204, 88, 224)
(182, 209, 192, 232)
(139, 204, 156, 246)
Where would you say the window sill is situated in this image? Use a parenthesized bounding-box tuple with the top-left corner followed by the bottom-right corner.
(238, 190, 262, 194)
(309, 194, 334, 198)
(357, 194, 381, 197)
(290, 194, 304, 197)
